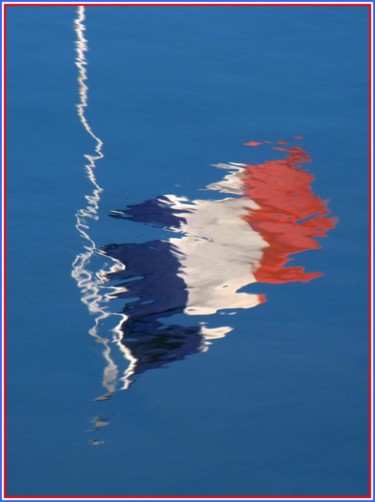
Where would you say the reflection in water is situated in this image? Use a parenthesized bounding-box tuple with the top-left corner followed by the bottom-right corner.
(103, 142, 337, 386)
(72, 7, 126, 405)
(70, 8, 336, 405)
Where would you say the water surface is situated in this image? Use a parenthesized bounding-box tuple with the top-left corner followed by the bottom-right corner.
(6, 5, 369, 497)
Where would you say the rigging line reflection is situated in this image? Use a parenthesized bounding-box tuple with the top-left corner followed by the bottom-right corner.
(72, 6, 126, 401)
(103, 141, 337, 387)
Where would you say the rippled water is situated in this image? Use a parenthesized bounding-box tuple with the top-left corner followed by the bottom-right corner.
(6, 5, 369, 497)
(100, 144, 337, 387)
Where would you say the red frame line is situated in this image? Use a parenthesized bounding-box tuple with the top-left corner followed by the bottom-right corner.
(1, 1, 373, 500)
(368, 1, 373, 500)
(0, 3, 373, 6)
(2, 2, 7, 501)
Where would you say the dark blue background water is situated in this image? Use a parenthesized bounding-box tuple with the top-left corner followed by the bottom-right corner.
(6, 5, 369, 497)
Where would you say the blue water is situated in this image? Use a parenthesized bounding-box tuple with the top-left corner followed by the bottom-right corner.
(6, 5, 369, 497)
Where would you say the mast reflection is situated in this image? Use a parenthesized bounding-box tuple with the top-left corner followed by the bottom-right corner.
(103, 142, 337, 386)
(72, 6, 123, 402)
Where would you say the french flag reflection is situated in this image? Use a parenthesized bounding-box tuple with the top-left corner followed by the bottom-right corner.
(103, 142, 336, 383)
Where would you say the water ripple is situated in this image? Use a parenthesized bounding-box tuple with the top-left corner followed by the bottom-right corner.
(71, 9, 336, 402)
(72, 6, 128, 402)
(103, 140, 337, 386)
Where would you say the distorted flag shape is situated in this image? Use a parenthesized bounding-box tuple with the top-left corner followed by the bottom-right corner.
(103, 142, 337, 383)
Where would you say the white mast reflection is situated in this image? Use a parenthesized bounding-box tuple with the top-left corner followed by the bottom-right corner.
(72, 6, 132, 400)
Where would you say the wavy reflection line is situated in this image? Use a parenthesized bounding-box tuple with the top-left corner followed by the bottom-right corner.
(102, 141, 336, 386)
(72, 6, 129, 400)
